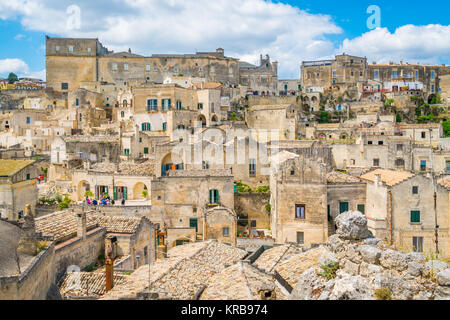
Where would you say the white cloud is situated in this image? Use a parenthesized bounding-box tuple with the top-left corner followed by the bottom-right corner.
(0, 58, 29, 74)
(0, 58, 45, 80)
(14, 33, 25, 40)
(338, 25, 450, 65)
(0, 0, 342, 78)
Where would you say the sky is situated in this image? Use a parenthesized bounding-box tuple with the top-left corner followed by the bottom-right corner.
(0, 0, 449, 80)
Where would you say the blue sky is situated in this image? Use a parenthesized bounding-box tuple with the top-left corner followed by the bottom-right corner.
(0, 0, 449, 79)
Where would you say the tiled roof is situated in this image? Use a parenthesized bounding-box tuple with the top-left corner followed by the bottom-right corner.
(253, 244, 303, 274)
(93, 215, 143, 234)
(200, 261, 283, 300)
(59, 272, 129, 298)
(0, 159, 34, 176)
(438, 176, 450, 189)
(360, 169, 415, 187)
(101, 240, 247, 300)
(327, 171, 362, 184)
(190, 82, 222, 90)
(35, 211, 98, 243)
(35, 211, 146, 243)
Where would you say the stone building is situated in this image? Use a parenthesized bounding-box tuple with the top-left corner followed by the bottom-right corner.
(245, 104, 300, 141)
(301, 54, 367, 99)
(0, 206, 56, 300)
(46, 37, 239, 93)
(239, 54, 278, 95)
(150, 169, 234, 247)
(70, 160, 154, 202)
(361, 169, 449, 257)
(326, 171, 367, 235)
(269, 151, 329, 245)
(0, 160, 38, 220)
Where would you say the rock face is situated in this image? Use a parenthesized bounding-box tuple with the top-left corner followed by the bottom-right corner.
(335, 211, 370, 240)
(287, 209, 450, 300)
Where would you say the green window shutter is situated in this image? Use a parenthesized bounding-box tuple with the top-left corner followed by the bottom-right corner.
(141, 123, 145, 131)
(144, 147, 149, 154)
(168, 99, 171, 109)
(114, 186, 117, 200)
(411, 211, 420, 223)
(163, 122, 167, 131)
(148, 123, 151, 131)
(209, 189, 213, 204)
(357, 204, 365, 214)
(215, 190, 219, 203)
(124, 187, 127, 200)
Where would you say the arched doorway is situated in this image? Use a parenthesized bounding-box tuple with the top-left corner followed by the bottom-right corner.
(428, 94, 436, 104)
(161, 153, 184, 176)
(211, 114, 218, 123)
(133, 182, 148, 200)
(173, 238, 192, 247)
(77, 180, 90, 200)
(198, 114, 206, 127)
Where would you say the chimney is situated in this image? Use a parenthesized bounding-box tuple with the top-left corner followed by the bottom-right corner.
(17, 204, 37, 256)
(374, 174, 382, 186)
(76, 207, 87, 240)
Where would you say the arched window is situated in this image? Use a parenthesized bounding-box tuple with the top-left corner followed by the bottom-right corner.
(121, 111, 125, 118)
(123, 100, 128, 108)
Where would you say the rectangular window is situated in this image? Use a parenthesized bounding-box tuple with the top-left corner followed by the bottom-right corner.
(55, 46, 60, 52)
(368, 141, 373, 145)
(202, 161, 210, 169)
(209, 189, 219, 204)
(68, 46, 74, 53)
(339, 202, 349, 214)
(395, 158, 404, 166)
(421, 131, 426, 139)
(249, 158, 256, 176)
(189, 218, 198, 232)
(26, 173, 30, 180)
(415, 70, 419, 79)
(146, 64, 151, 71)
(410, 210, 420, 223)
(112, 64, 118, 71)
(373, 158, 380, 166)
(26, 117, 31, 124)
(296, 232, 304, 244)
(431, 71, 435, 80)
(412, 186, 419, 194)
(250, 220, 256, 228)
(392, 70, 398, 78)
(87, 48, 91, 53)
(124, 149, 130, 155)
(223, 227, 229, 237)
(147, 99, 157, 111)
(162, 99, 171, 110)
(357, 204, 365, 215)
(75, 98, 79, 106)
(176, 100, 182, 110)
(412, 237, 423, 252)
(397, 144, 403, 151)
(61, 83, 68, 90)
(295, 204, 306, 219)
(18, 211, 23, 219)
(124, 64, 129, 71)
(374, 70, 379, 79)
(378, 141, 383, 145)
(198, 103, 203, 110)
(144, 147, 149, 154)
(420, 160, 427, 171)
(162, 122, 167, 131)
(446, 160, 450, 173)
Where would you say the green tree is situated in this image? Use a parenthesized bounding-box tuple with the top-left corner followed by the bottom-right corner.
(319, 111, 330, 123)
(396, 113, 402, 123)
(443, 120, 450, 137)
(7, 72, 18, 84)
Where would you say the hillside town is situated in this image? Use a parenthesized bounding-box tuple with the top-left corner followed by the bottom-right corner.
(0, 36, 449, 301)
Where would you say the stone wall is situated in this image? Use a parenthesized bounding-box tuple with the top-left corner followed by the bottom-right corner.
(0, 240, 56, 300)
(54, 227, 106, 280)
(234, 192, 270, 229)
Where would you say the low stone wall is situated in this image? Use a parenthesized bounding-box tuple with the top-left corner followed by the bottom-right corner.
(54, 227, 106, 280)
(237, 238, 275, 252)
(0, 239, 56, 300)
